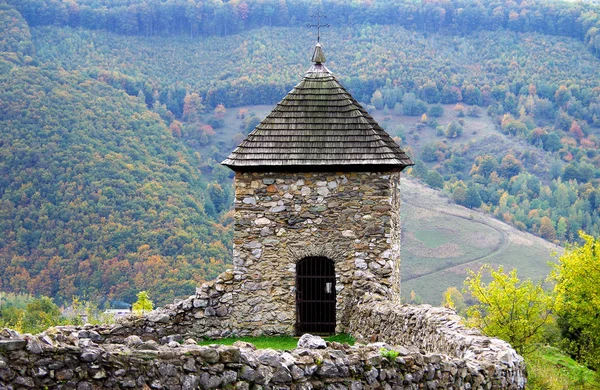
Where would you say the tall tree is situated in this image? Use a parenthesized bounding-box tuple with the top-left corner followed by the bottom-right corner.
(553, 233, 600, 370)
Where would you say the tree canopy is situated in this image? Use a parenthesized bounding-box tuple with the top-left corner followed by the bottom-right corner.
(553, 233, 600, 370)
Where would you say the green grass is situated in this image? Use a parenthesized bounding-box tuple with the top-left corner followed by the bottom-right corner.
(412, 228, 453, 248)
(526, 346, 599, 390)
(198, 334, 355, 350)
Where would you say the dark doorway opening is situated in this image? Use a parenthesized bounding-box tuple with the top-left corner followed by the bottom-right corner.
(296, 256, 336, 335)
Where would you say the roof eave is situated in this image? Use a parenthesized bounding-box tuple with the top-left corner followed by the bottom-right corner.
(221, 160, 414, 173)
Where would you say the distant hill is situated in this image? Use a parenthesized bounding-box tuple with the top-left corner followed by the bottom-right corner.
(0, 5, 231, 305)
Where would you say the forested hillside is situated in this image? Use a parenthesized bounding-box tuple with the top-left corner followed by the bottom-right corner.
(30, 21, 600, 243)
(3, 0, 600, 306)
(0, 4, 231, 305)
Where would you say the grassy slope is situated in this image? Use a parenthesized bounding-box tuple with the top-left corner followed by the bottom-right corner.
(371, 106, 561, 303)
(527, 346, 600, 389)
(400, 177, 560, 304)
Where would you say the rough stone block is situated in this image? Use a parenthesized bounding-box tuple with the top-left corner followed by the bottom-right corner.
(0, 339, 26, 352)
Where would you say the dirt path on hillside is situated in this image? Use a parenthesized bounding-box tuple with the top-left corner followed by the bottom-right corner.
(399, 177, 561, 283)
(401, 198, 510, 281)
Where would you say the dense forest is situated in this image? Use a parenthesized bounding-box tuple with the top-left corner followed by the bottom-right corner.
(6, 0, 600, 44)
(29, 24, 600, 243)
(2, 0, 600, 303)
(0, 3, 232, 306)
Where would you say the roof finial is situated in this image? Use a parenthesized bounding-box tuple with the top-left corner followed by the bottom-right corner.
(311, 42, 326, 64)
(307, 10, 329, 43)
(308, 10, 329, 64)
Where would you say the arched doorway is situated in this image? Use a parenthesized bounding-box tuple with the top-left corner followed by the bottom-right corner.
(296, 256, 336, 335)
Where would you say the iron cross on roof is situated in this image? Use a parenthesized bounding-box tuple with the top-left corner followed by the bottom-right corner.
(307, 10, 330, 42)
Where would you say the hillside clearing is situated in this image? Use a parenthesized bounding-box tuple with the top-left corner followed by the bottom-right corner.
(400, 178, 561, 304)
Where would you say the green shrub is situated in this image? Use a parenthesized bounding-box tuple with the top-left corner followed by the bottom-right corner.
(380, 348, 399, 360)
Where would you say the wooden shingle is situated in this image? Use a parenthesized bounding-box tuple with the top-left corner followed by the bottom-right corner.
(222, 43, 414, 172)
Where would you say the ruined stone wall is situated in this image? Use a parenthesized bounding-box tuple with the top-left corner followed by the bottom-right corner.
(0, 326, 525, 389)
(0, 275, 526, 389)
(348, 303, 526, 389)
(231, 170, 402, 334)
(84, 270, 238, 343)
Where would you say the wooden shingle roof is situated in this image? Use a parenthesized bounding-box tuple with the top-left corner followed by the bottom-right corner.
(222, 43, 414, 172)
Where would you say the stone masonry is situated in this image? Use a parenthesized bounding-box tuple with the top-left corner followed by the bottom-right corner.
(0, 254, 526, 389)
(0, 297, 526, 389)
(231, 170, 402, 335)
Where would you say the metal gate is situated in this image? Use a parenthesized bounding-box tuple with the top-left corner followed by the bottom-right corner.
(296, 256, 336, 335)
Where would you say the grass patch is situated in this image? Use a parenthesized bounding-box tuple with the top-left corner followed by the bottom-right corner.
(198, 334, 355, 350)
(526, 346, 599, 390)
(412, 228, 452, 248)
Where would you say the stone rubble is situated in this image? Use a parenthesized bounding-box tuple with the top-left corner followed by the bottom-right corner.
(297, 334, 327, 349)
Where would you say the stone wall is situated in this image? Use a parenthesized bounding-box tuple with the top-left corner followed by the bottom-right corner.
(0, 325, 525, 389)
(103, 270, 237, 341)
(0, 272, 526, 389)
(231, 170, 402, 335)
(348, 303, 526, 389)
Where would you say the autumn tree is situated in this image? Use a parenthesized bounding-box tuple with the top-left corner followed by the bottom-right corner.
(169, 120, 182, 137)
(453, 103, 465, 117)
(214, 103, 226, 119)
(462, 84, 482, 105)
(500, 154, 523, 178)
(411, 160, 428, 179)
(183, 92, 204, 122)
(470, 155, 499, 178)
(553, 232, 600, 370)
(554, 85, 572, 107)
(464, 186, 482, 209)
(539, 216, 557, 241)
(464, 265, 554, 354)
(569, 121, 584, 140)
(371, 89, 384, 110)
(420, 81, 440, 103)
(402, 93, 427, 116)
(425, 170, 443, 189)
(442, 286, 467, 316)
(446, 120, 463, 138)
(428, 104, 444, 117)
(441, 86, 462, 104)
(451, 181, 468, 205)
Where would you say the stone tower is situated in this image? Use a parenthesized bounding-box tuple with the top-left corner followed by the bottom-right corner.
(222, 43, 413, 335)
